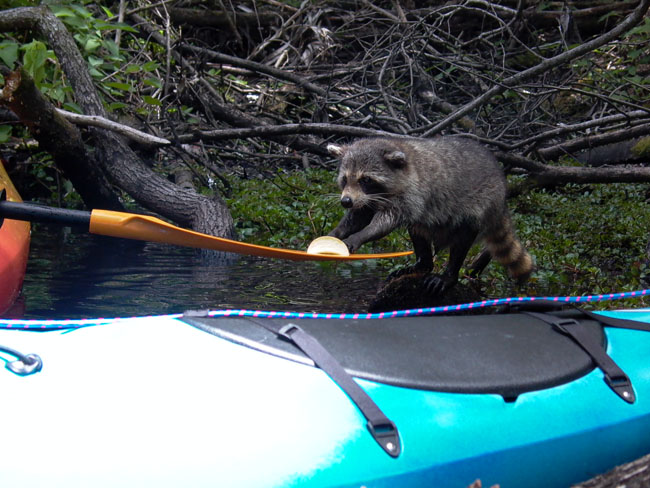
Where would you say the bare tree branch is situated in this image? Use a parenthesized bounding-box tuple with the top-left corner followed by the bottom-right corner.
(497, 151, 650, 185)
(179, 44, 329, 97)
(56, 108, 171, 146)
(181, 123, 397, 143)
(511, 110, 650, 151)
(537, 123, 650, 160)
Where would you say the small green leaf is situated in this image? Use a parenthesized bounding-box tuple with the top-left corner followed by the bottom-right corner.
(112, 22, 139, 33)
(107, 102, 128, 111)
(61, 14, 88, 30)
(70, 5, 92, 18)
(22, 40, 49, 86)
(84, 37, 102, 53)
(87, 55, 104, 67)
(63, 102, 82, 113)
(142, 61, 160, 72)
(143, 95, 162, 106)
(42, 82, 65, 103)
(105, 81, 132, 91)
(0, 125, 12, 143)
(143, 78, 162, 89)
(0, 41, 18, 68)
(102, 39, 122, 58)
(628, 17, 650, 36)
(100, 6, 114, 17)
(51, 6, 77, 18)
(63, 179, 75, 196)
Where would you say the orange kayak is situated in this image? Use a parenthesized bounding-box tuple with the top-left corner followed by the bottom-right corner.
(0, 161, 30, 315)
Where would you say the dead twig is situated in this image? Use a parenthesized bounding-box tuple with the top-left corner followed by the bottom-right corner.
(55, 108, 171, 146)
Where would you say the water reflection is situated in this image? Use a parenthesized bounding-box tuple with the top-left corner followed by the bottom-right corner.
(17, 228, 392, 319)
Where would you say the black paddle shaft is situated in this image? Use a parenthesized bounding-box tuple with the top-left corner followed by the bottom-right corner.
(0, 193, 91, 228)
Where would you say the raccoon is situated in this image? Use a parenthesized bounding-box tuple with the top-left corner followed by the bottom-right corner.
(327, 137, 533, 295)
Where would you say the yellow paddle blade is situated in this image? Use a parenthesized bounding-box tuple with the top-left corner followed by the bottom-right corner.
(89, 209, 412, 261)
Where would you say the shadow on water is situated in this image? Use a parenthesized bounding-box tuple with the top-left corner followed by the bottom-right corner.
(17, 227, 390, 319)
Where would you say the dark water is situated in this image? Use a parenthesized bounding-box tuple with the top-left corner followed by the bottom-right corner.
(12, 227, 393, 319)
(9, 227, 649, 320)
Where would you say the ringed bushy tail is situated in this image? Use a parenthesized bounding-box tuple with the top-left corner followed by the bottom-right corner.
(484, 214, 533, 283)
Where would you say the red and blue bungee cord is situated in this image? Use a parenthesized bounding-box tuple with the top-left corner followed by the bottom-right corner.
(1, 288, 649, 331)
(207, 288, 650, 319)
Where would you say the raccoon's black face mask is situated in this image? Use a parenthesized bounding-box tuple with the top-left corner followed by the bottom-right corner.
(338, 175, 387, 208)
(328, 142, 408, 211)
(358, 176, 386, 195)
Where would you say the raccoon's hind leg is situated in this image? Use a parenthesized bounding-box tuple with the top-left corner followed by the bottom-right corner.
(468, 248, 492, 278)
(424, 226, 478, 295)
(411, 232, 435, 272)
(388, 230, 433, 280)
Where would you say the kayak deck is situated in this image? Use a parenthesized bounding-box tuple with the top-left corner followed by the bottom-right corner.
(184, 310, 604, 399)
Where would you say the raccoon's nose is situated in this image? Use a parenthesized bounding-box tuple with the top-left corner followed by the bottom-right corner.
(341, 196, 353, 208)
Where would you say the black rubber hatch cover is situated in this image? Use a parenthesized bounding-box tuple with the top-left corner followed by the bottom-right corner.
(182, 311, 604, 399)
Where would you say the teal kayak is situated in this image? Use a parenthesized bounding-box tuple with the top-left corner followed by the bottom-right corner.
(1, 291, 650, 487)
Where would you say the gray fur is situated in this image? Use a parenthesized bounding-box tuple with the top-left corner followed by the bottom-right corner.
(328, 136, 532, 293)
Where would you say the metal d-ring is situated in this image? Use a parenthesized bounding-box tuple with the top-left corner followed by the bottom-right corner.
(0, 345, 43, 376)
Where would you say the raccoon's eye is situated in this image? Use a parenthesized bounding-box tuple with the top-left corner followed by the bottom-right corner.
(359, 176, 384, 194)
(339, 175, 347, 188)
(359, 176, 373, 186)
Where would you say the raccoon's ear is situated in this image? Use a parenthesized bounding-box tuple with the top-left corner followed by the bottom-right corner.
(327, 144, 347, 158)
(384, 151, 406, 168)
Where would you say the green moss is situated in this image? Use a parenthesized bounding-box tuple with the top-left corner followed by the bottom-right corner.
(631, 137, 650, 158)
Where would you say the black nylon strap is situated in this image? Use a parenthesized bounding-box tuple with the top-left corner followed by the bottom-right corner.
(576, 308, 650, 332)
(246, 319, 400, 458)
(506, 300, 650, 332)
(525, 312, 635, 403)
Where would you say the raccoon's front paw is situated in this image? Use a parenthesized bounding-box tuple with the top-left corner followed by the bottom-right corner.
(327, 228, 344, 239)
(423, 274, 456, 296)
(342, 237, 363, 253)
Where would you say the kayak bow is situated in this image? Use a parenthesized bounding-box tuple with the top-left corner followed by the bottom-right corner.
(0, 163, 30, 315)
